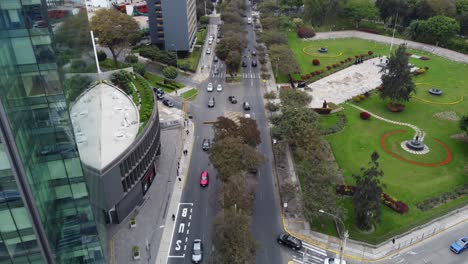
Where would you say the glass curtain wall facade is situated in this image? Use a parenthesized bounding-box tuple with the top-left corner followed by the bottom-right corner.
(0, 0, 105, 263)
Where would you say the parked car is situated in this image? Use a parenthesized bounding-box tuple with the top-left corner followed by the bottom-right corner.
(216, 38, 220, 44)
(297, 81, 306, 88)
(228, 96, 237, 104)
(216, 84, 223, 92)
(191, 239, 203, 263)
(202, 139, 211, 151)
(251, 60, 257, 67)
(207, 83, 213, 92)
(162, 99, 174, 107)
(208, 97, 215, 108)
(156, 93, 164, 100)
(277, 233, 302, 251)
(153, 87, 164, 94)
(214, 67, 219, 75)
(251, 50, 256, 56)
(243, 101, 250, 110)
(324, 258, 347, 264)
(450, 236, 468, 254)
(214, 56, 219, 62)
(208, 39, 213, 45)
(206, 48, 211, 54)
(242, 61, 247, 67)
(247, 17, 252, 24)
(200, 171, 209, 187)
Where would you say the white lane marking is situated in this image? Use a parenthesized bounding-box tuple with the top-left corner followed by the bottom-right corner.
(184, 245, 187, 251)
(185, 237, 188, 242)
(310, 254, 325, 262)
(187, 229, 190, 235)
(302, 243, 327, 256)
(167, 203, 182, 259)
(178, 223, 185, 233)
(188, 222, 191, 227)
(168, 255, 185, 258)
(189, 215, 192, 220)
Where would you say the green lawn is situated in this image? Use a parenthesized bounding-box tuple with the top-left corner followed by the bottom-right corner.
(178, 46, 202, 72)
(144, 72, 185, 93)
(99, 58, 129, 70)
(181, 88, 198, 100)
(301, 38, 468, 244)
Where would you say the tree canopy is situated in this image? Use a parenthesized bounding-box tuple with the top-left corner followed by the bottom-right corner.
(352, 151, 385, 231)
(162, 66, 178, 80)
(379, 44, 416, 105)
(55, 11, 92, 53)
(342, 0, 379, 28)
(90, 9, 141, 68)
(268, 44, 300, 76)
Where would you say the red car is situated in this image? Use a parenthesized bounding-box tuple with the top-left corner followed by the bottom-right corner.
(200, 171, 209, 187)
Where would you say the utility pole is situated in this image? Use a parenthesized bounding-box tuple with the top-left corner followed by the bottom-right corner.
(319, 209, 348, 264)
(389, 12, 399, 56)
(204, 0, 207, 16)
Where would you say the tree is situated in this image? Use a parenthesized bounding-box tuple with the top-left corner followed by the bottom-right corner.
(353, 151, 385, 231)
(423, 16, 460, 45)
(55, 11, 92, 53)
(260, 31, 288, 47)
(238, 117, 261, 147)
(415, 0, 457, 19)
(216, 35, 244, 61)
(199, 15, 210, 25)
(292, 18, 305, 29)
(375, 0, 410, 26)
(111, 70, 133, 94)
(213, 116, 240, 141)
(342, 0, 378, 28)
(300, 160, 342, 220)
(279, 88, 312, 107)
(461, 115, 468, 134)
(63, 75, 92, 102)
(97, 50, 107, 62)
(209, 137, 264, 182)
(225, 50, 241, 78)
(219, 176, 256, 213)
(304, 0, 340, 26)
(268, 44, 300, 76)
(132, 63, 146, 76)
(162, 66, 178, 80)
(379, 44, 416, 107)
(265, 101, 280, 112)
(212, 209, 257, 264)
(90, 9, 141, 68)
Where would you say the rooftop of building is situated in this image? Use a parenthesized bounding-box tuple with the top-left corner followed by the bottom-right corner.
(70, 81, 139, 170)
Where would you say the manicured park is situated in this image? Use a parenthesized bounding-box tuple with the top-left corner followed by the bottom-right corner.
(288, 34, 468, 243)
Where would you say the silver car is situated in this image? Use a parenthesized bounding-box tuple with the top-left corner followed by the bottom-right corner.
(191, 239, 203, 263)
(207, 83, 213, 92)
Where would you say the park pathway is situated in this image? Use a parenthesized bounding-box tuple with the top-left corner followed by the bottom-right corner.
(347, 103, 425, 141)
(308, 30, 468, 63)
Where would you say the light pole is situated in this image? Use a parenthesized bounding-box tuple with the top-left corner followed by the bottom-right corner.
(171, 43, 178, 69)
(319, 209, 348, 264)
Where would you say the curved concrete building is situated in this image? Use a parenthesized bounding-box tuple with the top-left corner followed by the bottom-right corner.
(71, 81, 161, 223)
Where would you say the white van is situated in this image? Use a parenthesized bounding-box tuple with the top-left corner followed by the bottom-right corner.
(247, 17, 252, 24)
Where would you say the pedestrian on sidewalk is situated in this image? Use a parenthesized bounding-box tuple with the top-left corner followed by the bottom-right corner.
(175, 89, 178, 95)
(183, 149, 188, 156)
(172, 214, 175, 221)
(186, 130, 189, 135)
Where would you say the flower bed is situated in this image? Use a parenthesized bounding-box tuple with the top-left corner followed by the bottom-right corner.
(297, 27, 316, 38)
(336, 185, 409, 214)
(312, 59, 320, 66)
(360, 111, 371, 120)
(420, 56, 430, 61)
(380, 130, 453, 167)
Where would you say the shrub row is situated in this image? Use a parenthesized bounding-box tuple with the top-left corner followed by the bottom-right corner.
(352, 92, 370, 103)
(134, 75, 154, 125)
(299, 53, 373, 83)
(336, 185, 409, 214)
(321, 113, 347, 135)
(416, 184, 468, 211)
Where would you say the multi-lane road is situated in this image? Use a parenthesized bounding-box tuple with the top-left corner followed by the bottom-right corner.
(165, 1, 301, 263)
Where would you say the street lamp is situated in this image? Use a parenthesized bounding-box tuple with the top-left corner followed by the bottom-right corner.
(319, 209, 348, 264)
(171, 43, 178, 69)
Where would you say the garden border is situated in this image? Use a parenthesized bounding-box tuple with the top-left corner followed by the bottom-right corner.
(380, 130, 452, 167)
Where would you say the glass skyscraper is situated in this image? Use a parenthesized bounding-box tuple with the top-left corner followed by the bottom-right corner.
(0, 1, 105, 263)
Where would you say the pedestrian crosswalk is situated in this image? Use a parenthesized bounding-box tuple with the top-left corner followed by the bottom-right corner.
(242, 73, 260, 79)
(210, 72, 261, 79)
(291, 242, 328, 264)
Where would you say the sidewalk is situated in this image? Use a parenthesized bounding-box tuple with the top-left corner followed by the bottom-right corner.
(155, 119, 195, 264)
